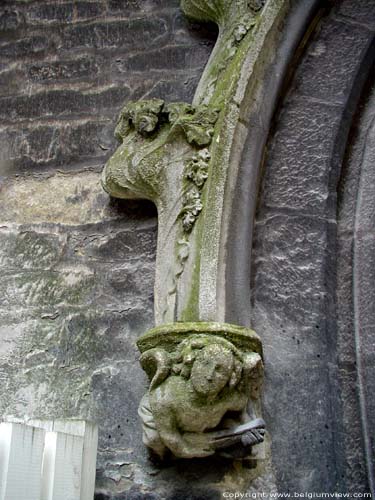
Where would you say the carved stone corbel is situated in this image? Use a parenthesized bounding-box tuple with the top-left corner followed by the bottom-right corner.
(102, 0, 290, 462)
(102, 98, 219, 324)
(137, 322, 264, 459)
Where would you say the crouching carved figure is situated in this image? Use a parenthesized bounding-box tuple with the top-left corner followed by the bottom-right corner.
(137, 323, 265, 459)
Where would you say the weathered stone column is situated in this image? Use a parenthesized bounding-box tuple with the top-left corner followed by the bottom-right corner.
(101, 0, 320, 490)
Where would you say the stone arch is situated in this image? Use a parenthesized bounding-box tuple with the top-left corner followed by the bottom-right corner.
(249, 1, 374, 492)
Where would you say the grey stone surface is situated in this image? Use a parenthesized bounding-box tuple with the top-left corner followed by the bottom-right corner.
(335, 0, 375, 31)
(60, 19, 169, 51)
(259, 98, 343, 217)
(253, 213, 334, 328)
(251, 1, 375, 493)
(337, 74, 375, 493)
(28, 57, 100, 83)
(0, 87, 130, 121)
(0, 1, 215, 498)
(292, 19, 373, 105)
(0, 0, 374, 497)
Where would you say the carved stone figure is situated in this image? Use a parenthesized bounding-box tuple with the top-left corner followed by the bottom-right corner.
(137, 323, 264, 459)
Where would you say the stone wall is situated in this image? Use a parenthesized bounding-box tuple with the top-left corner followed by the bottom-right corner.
(0, 1, 214, 498)
(251, 0, 375, 493)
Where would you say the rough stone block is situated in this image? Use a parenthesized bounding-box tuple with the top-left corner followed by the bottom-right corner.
(260, 98, 342, 216)
(26, 4, 74, 23)
(292, 18, 373, 105)
(0, 120, 114, 173)
(91, 361, 146, 454)
(131, 74, 201, 102)
(336, 234, 356, 365)
(25, 2, 103, 24)
(0, 9, 22, 32)
(0, 126, 60, 170)
(354, 119, 375, 234)
(28, 57, 99, 83)
(107, 0, 180, 13)
(0, 87, 129, 121)
(0, 67, 26, 97)
(0, 35, 51, 58)
(75, 2, 103, 20)
(117, 45, 211, 72)
(77, 226, 157, 263)
(252, 213, 334, 329)
(337, 367, 369, 493)
(360, 325, 375, 466)
(335, 0, 375, 30)
(354, 234, 375, 329)
(60, 120, 113, 161)
(100, 264, 155, 307)
(0, 269, 95, 308)
(262, 360, 339, 492)
(0, 171, 119, 225)
(0, 229, 66, 271)
(61, 18, 168, 51)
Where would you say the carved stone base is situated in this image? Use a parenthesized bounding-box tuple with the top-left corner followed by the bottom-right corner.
(137, 322, 265, 459)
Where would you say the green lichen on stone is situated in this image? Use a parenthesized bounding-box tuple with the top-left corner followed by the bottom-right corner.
(112, 99, 219, 149)
(166, 103, 219, 146)
(180, 0, 265, 25)
(137, 321, 262, 356)
(102, 97, 220, 322)
(115, 99, 164, 141)
(180, 148, 211, 232)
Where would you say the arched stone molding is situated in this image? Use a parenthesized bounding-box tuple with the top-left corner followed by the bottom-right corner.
(337, 69, 375, 494)
(251, 0, 374, 492)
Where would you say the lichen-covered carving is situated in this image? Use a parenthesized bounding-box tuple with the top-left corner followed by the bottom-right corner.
(166, 103, 218, 146)
(180, 149, 211, 232)
(102, 99, 218, 203)
(101, 0, 283, 464)
(115, 99, 164, 140)
(113, 99, 218, 147)
(185, 149, 210, 187)
(102, 99, 219, 321)
(137, 323, 265, 459)
(101, 0, 269, 323)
